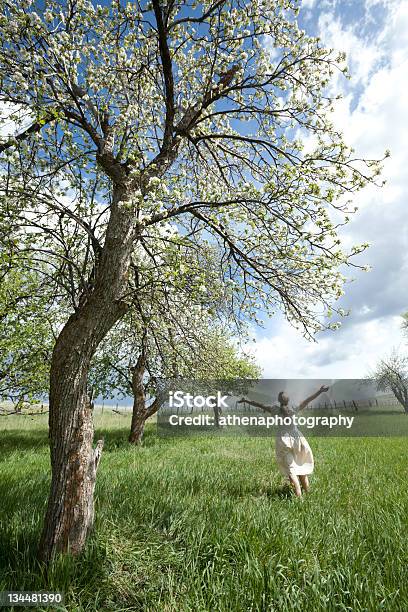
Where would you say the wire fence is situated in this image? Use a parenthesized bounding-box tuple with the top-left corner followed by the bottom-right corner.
(160, 394, 403, 415)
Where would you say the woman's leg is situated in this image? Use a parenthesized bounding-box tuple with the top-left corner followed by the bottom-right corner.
(299, 474, 310, 493)
(289, 474, 302, 497)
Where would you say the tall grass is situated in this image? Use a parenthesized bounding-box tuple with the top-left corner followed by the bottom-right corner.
(0, 412, 407, 611)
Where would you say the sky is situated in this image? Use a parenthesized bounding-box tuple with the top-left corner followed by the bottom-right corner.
(249, 0, 408, 378)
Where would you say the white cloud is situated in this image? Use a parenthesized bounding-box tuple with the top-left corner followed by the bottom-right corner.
(301, 0, 318, 8)
(317, 12, 382, 87)
(251, 0, 408, 378)
(249, 314, 405, 378)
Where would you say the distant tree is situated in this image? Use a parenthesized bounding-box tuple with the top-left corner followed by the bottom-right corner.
(0, 264, 55, 410)
(370, 351, 408, 414)
(91, 302, 259, 444)
(0, 0, 384, 560)
(402, 312, 408, 338)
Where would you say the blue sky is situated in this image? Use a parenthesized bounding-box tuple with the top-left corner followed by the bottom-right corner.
(249, 0, 408, 377)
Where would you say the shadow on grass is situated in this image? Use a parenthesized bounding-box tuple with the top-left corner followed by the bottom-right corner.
(0, 477, 48, 588)
(95, 425, 183, 452)
(220, 481, 295, 501)
(266, 483, 294, 500)
(0, 533, 40, 577)
(0, 429, 49, 462)
(0, 424, 176, 458)
(214, 479, 296, 501)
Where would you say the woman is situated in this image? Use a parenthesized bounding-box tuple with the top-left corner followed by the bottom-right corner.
(239, 384, 329, 497)
(275, 386, 329, 497)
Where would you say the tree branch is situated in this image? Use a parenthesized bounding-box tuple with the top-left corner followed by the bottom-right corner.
(152, 0, 175, 152)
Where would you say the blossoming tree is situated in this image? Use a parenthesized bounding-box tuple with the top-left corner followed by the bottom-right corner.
(0, 0, 383, 561)
(91, 313, 259, 444)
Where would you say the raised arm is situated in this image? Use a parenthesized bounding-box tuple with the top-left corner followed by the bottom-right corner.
(236, 398, 276, 414)
(298, 385, 329, 411)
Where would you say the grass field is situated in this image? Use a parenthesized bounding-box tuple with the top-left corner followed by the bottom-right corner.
(0, 411, 407, 611)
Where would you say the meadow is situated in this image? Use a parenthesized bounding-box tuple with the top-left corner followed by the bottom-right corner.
(0, 410, 407, 611)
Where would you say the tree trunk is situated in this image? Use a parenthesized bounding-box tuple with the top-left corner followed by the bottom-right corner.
(14, 398, 22, 413)
(213, 404, 222, 428)
(129, 408, 146, 445)
(129, 398, 163, 444)
(392, 387, 408, 414)
(39, 188, 135, 563)
(129, 352, 146, 445)
(128, 355, 164, 444)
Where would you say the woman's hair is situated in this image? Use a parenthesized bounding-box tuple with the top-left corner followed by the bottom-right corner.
(278, 391, 289, 405)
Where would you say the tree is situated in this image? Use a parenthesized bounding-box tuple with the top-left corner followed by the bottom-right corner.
(0, 262, 55, 410)
(402, 312, 408, 338)
(369, 351, 408, 414)
(0, 0, 383, 561)
(91, 311, 260, 444)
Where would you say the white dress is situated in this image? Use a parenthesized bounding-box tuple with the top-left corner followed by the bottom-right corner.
(275, 405, 314, 477)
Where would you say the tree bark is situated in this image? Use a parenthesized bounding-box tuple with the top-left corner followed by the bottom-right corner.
(129, 352, 146, 445)
(39, 187, 135, 563)
(129, 409, 146, 445)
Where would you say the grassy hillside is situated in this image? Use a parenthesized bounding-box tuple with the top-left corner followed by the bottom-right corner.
(0, 412, 407, 611)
